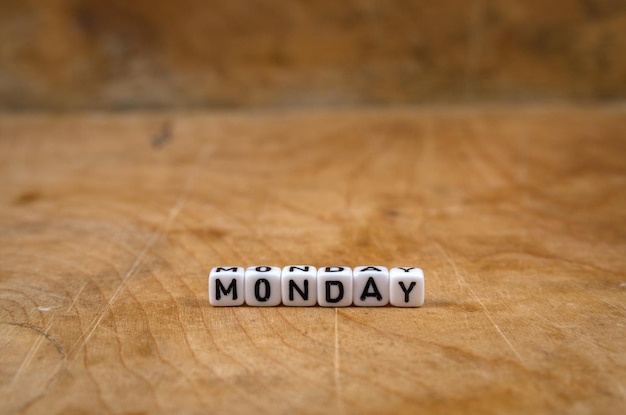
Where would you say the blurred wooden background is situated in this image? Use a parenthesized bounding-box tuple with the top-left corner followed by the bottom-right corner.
(1, 0, 626, 110)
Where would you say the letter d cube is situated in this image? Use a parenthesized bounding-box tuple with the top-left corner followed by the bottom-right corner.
(317, 266, 353, 307)
(209, 266, 245, 306)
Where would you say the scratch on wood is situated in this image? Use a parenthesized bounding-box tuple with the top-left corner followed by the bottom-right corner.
(70, 141, 215, 357)
(35, 305, 60, 312)
(334, 308, 345, 414)
(8, 322, 67, 387)
(571, 280, 626, 315)
(515, 128, 530, 275)
(66, 281, 88, 312)
(10, 286, 74, 386)
(436, 243, 525, 364)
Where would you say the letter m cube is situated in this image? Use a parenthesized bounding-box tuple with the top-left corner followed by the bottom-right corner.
(209, 266, 245, 306)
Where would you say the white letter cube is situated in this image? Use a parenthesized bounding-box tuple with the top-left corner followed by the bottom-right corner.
(317, 266, 353, 307)
(281, 265, 318, 306)
(245, 266, 282, 306)
(353, 266, 389, 306)
(389, 267, 424, 307)
(209, 266, 245, 306)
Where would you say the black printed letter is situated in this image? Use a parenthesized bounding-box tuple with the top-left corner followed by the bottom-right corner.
(325, 281, 344, 303)
(216, 278, 237, 300)
(360, 266, 382, 272)
(255, 279, 271, 301)
(360, 277, 382, 301)
(398, 281, 416, 303)
(288, 280, 309, 301)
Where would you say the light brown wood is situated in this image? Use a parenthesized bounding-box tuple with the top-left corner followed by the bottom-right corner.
(0, 106, 625, 414)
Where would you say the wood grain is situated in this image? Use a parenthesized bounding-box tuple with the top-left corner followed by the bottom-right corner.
(0, 106, 625, 414)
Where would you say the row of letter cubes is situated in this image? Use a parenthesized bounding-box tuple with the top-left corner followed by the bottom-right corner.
(209, 266, 424, 307)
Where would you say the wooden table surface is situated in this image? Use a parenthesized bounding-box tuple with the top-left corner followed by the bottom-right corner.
(0, 106, 625, 414)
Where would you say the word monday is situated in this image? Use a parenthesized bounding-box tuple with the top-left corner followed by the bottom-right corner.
(209, 266, 424, 307)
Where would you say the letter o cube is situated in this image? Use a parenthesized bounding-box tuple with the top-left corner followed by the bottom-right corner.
(245, 266, 282, 306)
(317, 266, 353, 307)
(209, 266, 245, 306)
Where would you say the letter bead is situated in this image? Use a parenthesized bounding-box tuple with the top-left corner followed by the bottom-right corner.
(245, 266, 282, 306)
(353, 266, 389, 306)
(281, 265, 318, 306)
(209, 266, 245, 306)
(389, 267, 425, 307)
(209, 265, 425, 307)
(317, 266, 353, 307)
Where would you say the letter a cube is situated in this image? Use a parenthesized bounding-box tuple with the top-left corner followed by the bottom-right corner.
(353, 266, 389, 306)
